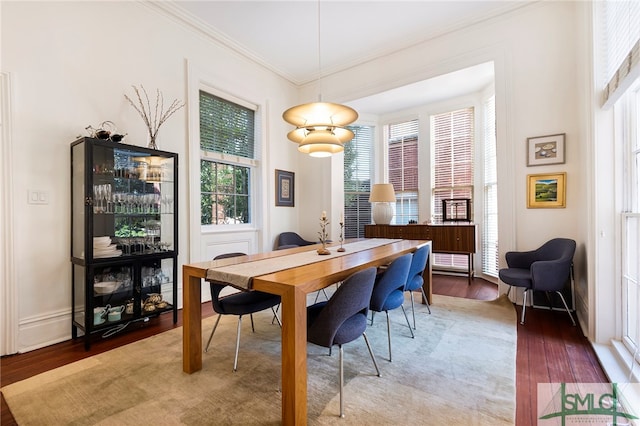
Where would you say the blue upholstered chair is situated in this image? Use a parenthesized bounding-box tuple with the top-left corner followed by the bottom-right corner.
(369, 253, 414, 362)
(404, 244, 432, 329)
(276, 232, 316, 250)
(498, 238, 576, 326)
(205, 252, 282, 371)
(307, 267, 380, 418)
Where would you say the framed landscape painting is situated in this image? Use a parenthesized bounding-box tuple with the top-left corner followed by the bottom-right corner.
(527, 172, 566, 208)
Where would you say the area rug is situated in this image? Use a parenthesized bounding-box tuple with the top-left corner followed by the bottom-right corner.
(1, 294, 516, 425)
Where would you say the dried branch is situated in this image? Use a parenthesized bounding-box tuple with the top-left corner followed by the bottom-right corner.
(124, 85, 185, 144)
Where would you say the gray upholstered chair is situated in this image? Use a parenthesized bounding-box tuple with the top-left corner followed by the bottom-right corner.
(307, 267, 380, 418)
(369, 253, 414, 361)
(276, 232, 316, 250)
(498, 238, 576, 325)
(205, 252, 282, 371)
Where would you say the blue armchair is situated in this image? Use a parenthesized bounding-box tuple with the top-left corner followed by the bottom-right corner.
(498, 238, 576, 325)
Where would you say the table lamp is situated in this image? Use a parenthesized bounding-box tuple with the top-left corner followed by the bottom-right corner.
(369, 183, 396, 224)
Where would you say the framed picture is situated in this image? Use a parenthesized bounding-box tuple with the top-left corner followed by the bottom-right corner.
(275, 169, 294, 207)
(527, 172, 566, 208)
(527, 133, 566, 166)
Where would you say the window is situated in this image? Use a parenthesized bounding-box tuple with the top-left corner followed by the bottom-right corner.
(199, 90, 256, 225)
(602, 0, 640, 370)
(344, 125, 374, 238)
(387, 119, 419, 224)
(483, 96, 499, 277)
(431, 107, 474, 268)
(621, 83, 640, 360)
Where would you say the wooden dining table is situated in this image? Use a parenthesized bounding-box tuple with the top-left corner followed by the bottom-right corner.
(182, 238, 431, 425)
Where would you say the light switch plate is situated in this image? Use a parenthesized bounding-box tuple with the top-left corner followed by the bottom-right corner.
(28, 190, 49, 205)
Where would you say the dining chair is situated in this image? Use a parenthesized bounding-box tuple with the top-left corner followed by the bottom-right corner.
(205, 252, 282, 371)
(307, 267, 380, 418)
(276, 232, 316, 250)
(404, 244, 432, 329)
(369, 253, 414, 362)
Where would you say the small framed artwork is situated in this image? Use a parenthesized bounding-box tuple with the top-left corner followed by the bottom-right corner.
(527, 172, 566, 208)
(527, 133, 566, 166)
(275, 169, 294, 207)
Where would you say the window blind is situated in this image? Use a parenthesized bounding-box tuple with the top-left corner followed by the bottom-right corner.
(199, 91, 255, 158)
(602, 0, 640, 108)
(344, 125, 374, 238)
(483, 96, 499, 277)
(387, 119, 419, 224)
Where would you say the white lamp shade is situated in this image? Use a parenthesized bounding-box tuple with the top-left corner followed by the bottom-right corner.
(369, 183, 396, 202)
(296, 130, 345, 157)
(282, 102, 358, 127)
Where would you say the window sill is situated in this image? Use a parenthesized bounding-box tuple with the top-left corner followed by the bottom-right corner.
(592, 340, 640, 419)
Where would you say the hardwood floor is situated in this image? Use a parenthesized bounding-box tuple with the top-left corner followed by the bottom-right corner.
(1, 274, 607, 425)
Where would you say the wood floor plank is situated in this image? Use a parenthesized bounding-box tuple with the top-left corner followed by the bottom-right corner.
(1, 275, 608, 426)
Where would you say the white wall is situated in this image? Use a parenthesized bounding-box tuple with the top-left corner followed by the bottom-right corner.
(1, 0, 598, 353)
(1, 1, 298, 353)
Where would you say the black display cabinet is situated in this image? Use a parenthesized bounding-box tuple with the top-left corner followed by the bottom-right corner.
(70, 137, 178, 349)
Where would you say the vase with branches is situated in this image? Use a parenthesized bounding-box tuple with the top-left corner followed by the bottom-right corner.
(124, 85, 185, 149)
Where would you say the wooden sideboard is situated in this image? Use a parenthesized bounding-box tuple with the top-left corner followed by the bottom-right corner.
(364, 224, 477, 284)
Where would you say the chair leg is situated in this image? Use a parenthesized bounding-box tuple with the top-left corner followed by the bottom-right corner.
(204, 314, 222, 353)
(385, 311, 392, 362)
(556, 290, 577, 326)
(233, 315, 243, 371)
(271, 304, 281, 324)
(506, 286, 512, 298)
(409, 291, 417, 330)
(400, 305, 415, 339)
(339, 344, 345, 418)
(250, 313, 255, 333)
(271, 306, 282, 327)
(370, 311, 376, 326)
(420, 287, 431, 314)
(521, 289, 529, 325)
(362, 332, 381, 377)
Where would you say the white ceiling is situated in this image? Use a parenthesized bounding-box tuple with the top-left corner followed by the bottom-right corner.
(164, 1, 530, 114)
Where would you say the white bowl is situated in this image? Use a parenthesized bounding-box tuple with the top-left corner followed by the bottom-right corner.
(94, 281, 120, 294)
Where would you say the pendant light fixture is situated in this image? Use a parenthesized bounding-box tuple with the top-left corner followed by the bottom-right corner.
(282, 1, 358, 158)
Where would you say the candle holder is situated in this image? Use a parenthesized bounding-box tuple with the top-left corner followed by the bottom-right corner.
(317, 211, 331, 255)
(337, 217, 345, 252)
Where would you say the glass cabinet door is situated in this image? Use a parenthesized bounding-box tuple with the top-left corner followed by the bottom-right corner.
(90, 144, 176, 258)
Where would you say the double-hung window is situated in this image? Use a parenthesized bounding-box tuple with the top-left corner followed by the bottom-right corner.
(344, 125, 374, 238)
(387, 119, 419, 224)
(601, 0, 640, 366)
(483, 96, 499, 277)
(199, 90, 256, 226)
(431, 107, 474, 268)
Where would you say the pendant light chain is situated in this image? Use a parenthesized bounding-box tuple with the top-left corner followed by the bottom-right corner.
(317, 0, 322, 102)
